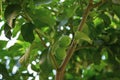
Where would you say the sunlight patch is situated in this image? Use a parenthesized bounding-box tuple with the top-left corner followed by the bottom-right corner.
(35, 75, 39, 80)
(0, 21, 4, 29)
(69, 33, 73, 39)
(48, 76, 53, 80)
(52, 69, 56, 75)
(46, 42, 50, 47)
(0, 31, 9, 41)
(32, 61, 36, 65)
(12, 65, 19, 74)
(5, 31, 20, 49)
(0, 74, 3, 79)
(101, 55, 106, 60)
(60, 0, 65, 3)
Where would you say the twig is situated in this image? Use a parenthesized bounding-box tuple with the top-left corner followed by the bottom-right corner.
(19, 43, 33, 66)
(35, 29, 47, 48)
(75, 45, 95, 51)
(49, 52, 59, 70)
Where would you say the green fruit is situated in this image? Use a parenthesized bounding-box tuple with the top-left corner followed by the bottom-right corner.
(55, 47, 66, 60)
(59, 35, 71, 47)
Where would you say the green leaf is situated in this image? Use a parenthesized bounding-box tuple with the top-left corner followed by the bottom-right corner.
(100, 13, 111, 26)
(113, 5, 120, 18)
(0, 63, 12, 80)
(75, 31, 92, 44)
(65, 5, 78, 18)
(57, 4, 78, 26)
(82, 23, 90, 35)
(40, 49, 53, 79)
(21, 23, 35, 43)
(27, 8, 56, 27)
(4, 4, 21, 28)
(83, 67, 96, 78)
(94, 17, 103, 26)
(0, 41, 7, 49)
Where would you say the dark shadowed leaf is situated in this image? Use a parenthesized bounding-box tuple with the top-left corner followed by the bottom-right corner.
(100, 14, 111, 26)
(113, 5, 120, 18)
(0, 63, 12, 80)
(4, 23, 12, 39)
(21, 23, 35, 43)
(4, 4, 21, 28)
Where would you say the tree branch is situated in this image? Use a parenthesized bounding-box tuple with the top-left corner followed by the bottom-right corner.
(78, 0, 93, 31)
(55, 0, 106, 79)
(55, 41, 77, 80)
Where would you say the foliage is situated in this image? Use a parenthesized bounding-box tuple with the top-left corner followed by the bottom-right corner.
(0, 0, 120, 80)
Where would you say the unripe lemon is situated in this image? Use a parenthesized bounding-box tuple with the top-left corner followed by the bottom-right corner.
(55, 47, 66, 60)
(59, 35, 71, 47)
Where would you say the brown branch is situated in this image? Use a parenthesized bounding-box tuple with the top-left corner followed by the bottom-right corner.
(59, 41, 77, 70)
(59, 0, 106, 70)
(55, 41, 77, 80)
(78, 0, 93, 31)
(55, 0, 106, 80)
